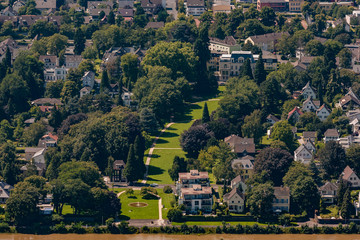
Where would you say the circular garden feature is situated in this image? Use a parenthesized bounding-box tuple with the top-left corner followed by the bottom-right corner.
(128, 202, 148, 208)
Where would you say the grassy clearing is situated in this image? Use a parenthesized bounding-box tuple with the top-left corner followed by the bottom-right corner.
(158, 189, 176, 219)
(147, 149, 186, 184)
(172, 221, 268, 226)
(118, 190, 159, 220)
(62, 204, 74, 215)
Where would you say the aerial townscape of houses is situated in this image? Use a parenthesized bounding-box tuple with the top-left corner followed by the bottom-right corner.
(4, 0, 360, 232)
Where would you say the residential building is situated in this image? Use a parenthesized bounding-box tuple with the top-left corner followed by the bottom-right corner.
(245, 32, 289, 52)
(287, 106, 303, 124)
(38, 133, 58, 148)
(145, 21, 165, 29)
(337, 88, 360, 110)
(177, 170, 210, 189)
(122, 91, 136, 108)
(12, 0, 25, 12)
(294, 144, 313, 164)
(44, 67, 67, 81)
(207, 51, 226, 72)
(212, 5, 232, 15)
(141, 0, 166, 14)
(31, 98, 63, 107)
(0, 182, 13, 203)
(288, 0, 304, 12)
(112, 160, 126, 182)
(272, 186, 290, 213)
(257, 0, 288, 11)
(24, 147, 45, 161)
(82, 71, 95, 89)
(231, 156, 254, 180)
(39, 55, 58, 69)
(341, 166, 360, 188)
(230, 175, 247, 193)
(350, 118, 360, 133)
(260, 51, 278, 70)
(88, 8, 111, 19)
(80, 86, 92, 98)
(347, 109, 360, 122)
(118, 8, 134, 20)
(304, 139, 316, 153)
(224, 135, 256, 157)
(118, 0, 134, 8)
(223, 188, 245, 213)
(338, 135, 360, 149)
(209, 36, 241, 54)
(303, 131, 316, 142)
(319, 1, 352, 11)
(323, 129, 339, 143)
(178, 184, 213, 213)
(186, 0, 206, 17)
(301, 82, 317, 100)
(319, 182, 338, 204)
(302, 97, 320, 112)
(1, 6, 18, 16)
(35, 0, 56, 12)
(213, 0, 231, 5)
(316, 104, 331, 121)
(0, 38, 18, 63)
(266, 114, 280, 125)
(64, 55, 82, 68)
(219, 51, 255, 81)
(87, 1, 113, 9)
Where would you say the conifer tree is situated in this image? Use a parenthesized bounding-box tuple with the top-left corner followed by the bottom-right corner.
(134, 135, 146, 179)
(74, 28, 86, 55)
(241, 58, 253, 79)
(4, 46, 11, 69)
(337, 178, 348, 207)
(202, 102, 210, 123)
(123, 144, 137, 183)
(108, 11, 115, 24)
(100, 69, 110, 92)
(340, 188, 354, 219)
(254, 52, 266, 85)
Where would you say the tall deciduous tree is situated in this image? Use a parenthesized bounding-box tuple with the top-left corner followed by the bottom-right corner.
(271, 121, 298, 152)
(168, 156, 187, 181)
(100, 69, 110, 92)
(241, 109, 263, 145)
(246, 182, 274, 218)
(254, 147, 293, 186)
(121, 53, 139, 90)
(180, 124, 214, 158)
(139, 108, 159, 135)
(318, 141, 347, 180)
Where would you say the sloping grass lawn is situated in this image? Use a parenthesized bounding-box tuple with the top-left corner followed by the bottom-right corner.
(118, 190, 159, 220)
(146, 99, 220, 185)
(147, 149, 186, 184)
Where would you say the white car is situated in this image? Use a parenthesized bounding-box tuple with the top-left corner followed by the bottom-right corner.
(150, 183, 158, 187)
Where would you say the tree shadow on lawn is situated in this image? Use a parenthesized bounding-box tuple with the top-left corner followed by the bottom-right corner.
(161, 131, 179, 138)
(175, 103, 202, 123)
(144, 154, 160, 158)
(118, 215, 130, 220)
(156, 139, 169, 144)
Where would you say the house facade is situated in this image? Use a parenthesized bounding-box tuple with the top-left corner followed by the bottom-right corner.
(316, 104, 331, 121)
(324, 128, 339, 143)
(294, 144, 313, 164)
(209, 36, 241, 54)
(178, 185, 213, 213)
(0, 182, 13, 204)
(186, 0, 206, 16)
(301, 82, 317, 100)
(82, 71, 95, 89)
(273, 186, 290, 213)
(342, 166, 360, 188)
(224, 135, 256, 157)
(245, 32, 288, 52)
(231, 156, 254, 180)
(319, 182, 338, 204)
(223, 188, 245, 213)
(219, 51, 255, 81)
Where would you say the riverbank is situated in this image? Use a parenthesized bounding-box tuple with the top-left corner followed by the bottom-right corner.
(0, 234, 358, 240)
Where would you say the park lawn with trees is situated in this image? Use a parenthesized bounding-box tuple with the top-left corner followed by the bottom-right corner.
(171, 221, 269, 226)
(158, 189, 176, 219)
(118, 190, 159, 220)
(146, 100, 219, 184)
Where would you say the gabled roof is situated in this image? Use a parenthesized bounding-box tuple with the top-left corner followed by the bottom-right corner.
(319, 181, 338, 192)
(223, 187, 244, 201)
(287, 106, 303, 120)
(145, 21, 164, 29)
(266, 114, 280, 123)
(35, 0, 56, 9)
(274, 186, 290, 197)
(118, 8, 134, 17)
(209, 36, 237, 46)
(301, 81, 315, 94)
(231, 158, 254, 170)
(247, 32, 289, 44)
(342, 166, 358, 180)
(31, 98, 63, 106)
(294, 144, 312, 156)
(303, 131, 316, 139)
(304, 139, 315, 149)
(187, 0, 205, 7)
(231, 175, 243, 186)
(113, 160, 125, 170)
(324, 128, 339, 138)
(316, 104, 331, 114)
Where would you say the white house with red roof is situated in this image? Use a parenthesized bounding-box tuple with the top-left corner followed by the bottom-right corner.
(38, 133, 58, 148)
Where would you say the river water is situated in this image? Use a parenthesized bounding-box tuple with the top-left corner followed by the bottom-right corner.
(0, 234, 359, 240)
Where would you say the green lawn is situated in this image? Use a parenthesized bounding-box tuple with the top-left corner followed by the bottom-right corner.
(62, 204, 74, 215)
(172, 221, 268, 226)
(158, 189, 176, 219)
(118, 190, 159, 220)
(146, 99, 220, 185)
(147, 149, 186, 184)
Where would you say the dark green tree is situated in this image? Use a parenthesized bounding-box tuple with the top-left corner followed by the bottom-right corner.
(108, 11, 115, 24)
(74, 28, 86, 55)
(241, 58, 253, 79)
(246, 182, 274, 218)
(168, 156, 187, 181)
(202, 102, 210, 123)
(4, 46, 11, 69)
(100, 69, 110, 92)
(134, 135, 146, 180)
(340, 188, 354, 219)
(139, 108, 159, 135)
(318, 141, 347, 180)
(123, 144, 137, 183)
(254, 52, 266, 85)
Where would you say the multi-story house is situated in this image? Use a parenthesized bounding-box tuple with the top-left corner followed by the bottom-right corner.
(323, 129, 339, 143)
(39, 55, 58, 69)
(224, 135, 256, 157)
(287, 106, 303, 124)
(342, 166, 360, 188)
(260, 51, 278, 70)
(316, 104, 331, 121)
(231, 155, 254, 180)
(319, 182, 338, 204)
(337, 88, 360, 110)
(209, 36, 241, 54)
(272, 186, 290, 213)
(288, 0, 304, 12)
(219, 51, 255, 81)
(208, 51, 226, 72)
(186, 0, 206, 16)
(245, 32, 288, 52)
(82, 71, 95, 89)
(301, 82, 317, 100)
(257, 0, 288, 11)
(177, 170, 212, 213)
(294, 144, 313, 164)
(302, 97, 320, 113)
(64, 55, 82, 68)
(303, 131, 316, 143)
(223, 188, 245, 213)
(0, 182, 13, 204)
(178, 184, 213, 213)
(44, 67, 67, 82)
